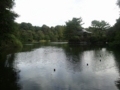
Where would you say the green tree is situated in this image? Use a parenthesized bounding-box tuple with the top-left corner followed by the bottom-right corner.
(0, 0, 18, 34)
(87, 20, 110, 44)
(90, 20, 110, 37)
(54, 25, 65, 41)
(91, 20, 110, 30)
(19, 22, 33, 30)
(38, 30, 45, 40)
(106, 0, 120, 48)
(0, 0, 22, 48)
(64, 17, 83, 42)
(41, 25, 50, 34)
(108, 18, 120, 48)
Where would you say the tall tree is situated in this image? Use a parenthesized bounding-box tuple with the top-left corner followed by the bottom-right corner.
(105, 0, 120, 48)
(64, 17, 83, 42)
(0, 0, 22, 47)
(0, 0, 18, 34)
(90, 20, 110, 37)
(91, 20, 110, 30)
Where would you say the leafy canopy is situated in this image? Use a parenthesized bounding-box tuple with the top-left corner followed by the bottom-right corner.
(65, 17, 83, 41)
(0, 0, 18, 35)
(91, 20, 110, 30)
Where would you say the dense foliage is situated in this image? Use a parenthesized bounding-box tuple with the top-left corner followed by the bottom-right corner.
(17, 23, 66, 43)
(87, 20, 110, 44)
(105, 0, 120, 48)
(107, 18, 120, 48)
(17, 22, 65, 43)
(0, 0, 22, 48)
(64, 17, 83, 43)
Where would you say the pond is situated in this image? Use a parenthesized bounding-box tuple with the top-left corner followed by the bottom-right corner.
(0, 42, 120, 90)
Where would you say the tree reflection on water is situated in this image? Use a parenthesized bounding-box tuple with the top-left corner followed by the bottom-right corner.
(112, 50, 120, 90)
(0, 48, 21, 90)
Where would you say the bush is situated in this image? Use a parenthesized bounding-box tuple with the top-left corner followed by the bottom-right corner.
(0, 34, 23, 48)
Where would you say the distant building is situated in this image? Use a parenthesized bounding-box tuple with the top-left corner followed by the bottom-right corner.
(78, 29, 92, 38)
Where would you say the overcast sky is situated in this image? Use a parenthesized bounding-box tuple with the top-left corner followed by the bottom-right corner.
(14, 0, 119, 27)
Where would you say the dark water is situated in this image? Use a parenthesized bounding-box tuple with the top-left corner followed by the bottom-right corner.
(1, 42, 120, 90)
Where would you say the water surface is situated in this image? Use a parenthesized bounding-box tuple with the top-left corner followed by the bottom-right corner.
(1, 43, 120, 90)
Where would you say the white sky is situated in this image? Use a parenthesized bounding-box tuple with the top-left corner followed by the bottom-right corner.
(14, 0, 120, 27)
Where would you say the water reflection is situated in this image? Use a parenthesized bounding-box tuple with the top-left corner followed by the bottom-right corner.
(0, 48, 21, 90)
(1, 43, 120, 90)
(112, 50, 120, 90)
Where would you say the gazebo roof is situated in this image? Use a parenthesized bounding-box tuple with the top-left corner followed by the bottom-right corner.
(78, 29, 92, 34)
(82, 29, 92, 33)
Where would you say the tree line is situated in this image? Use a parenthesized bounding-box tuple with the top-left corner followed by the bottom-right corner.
(64, 18, 111, 44)
(17, 23, 66, 43)
(0, 0, 120, 49)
